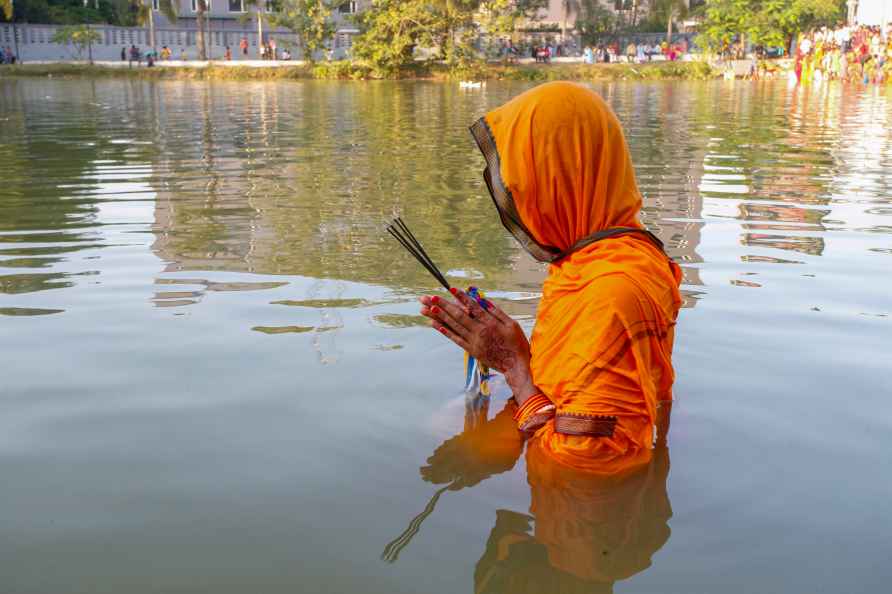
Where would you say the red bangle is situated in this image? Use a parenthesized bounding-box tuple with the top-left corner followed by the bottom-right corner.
(513, 393, 554, 430)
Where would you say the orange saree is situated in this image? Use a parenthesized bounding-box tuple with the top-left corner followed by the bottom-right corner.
(470, 82, 682, 471)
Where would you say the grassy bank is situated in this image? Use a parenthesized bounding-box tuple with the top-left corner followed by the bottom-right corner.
(0, 60, 718, 82)
(0, 63, 316, 80)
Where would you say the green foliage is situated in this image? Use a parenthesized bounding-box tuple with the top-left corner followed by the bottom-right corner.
(350, 0, 441, 77)
(51, 24, 102, 59)
(495, 60, 718, 81)
(2, 60, 719, 82)
(575, 0, 617, 45)
(3, 0, 143, 25)
(480, 0, 547, 35)
(351, 0, 544, 77)
(697, 0, 845, 52)
(271, 0, 334, 63)
(311, 59, 375, 79)
(697, 0, 749, 49)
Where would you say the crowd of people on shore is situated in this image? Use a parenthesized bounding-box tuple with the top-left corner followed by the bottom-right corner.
(115, 36, 293, 65)
(498, 40, 577, 63)
(795, 23, 892, 84)
(583, 40, 687, 64)
(497, 38, 688, 65)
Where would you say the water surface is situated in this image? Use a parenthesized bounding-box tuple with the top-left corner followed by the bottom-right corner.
(1, 78, 890, 593)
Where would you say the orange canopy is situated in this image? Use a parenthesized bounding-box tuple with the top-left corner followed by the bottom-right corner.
(473, 82, 682, 471)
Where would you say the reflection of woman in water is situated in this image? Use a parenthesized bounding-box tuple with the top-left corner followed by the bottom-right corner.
(384, 395, 672, 592)
(475, 430, 671, 593)
(420, 82, 682, 470)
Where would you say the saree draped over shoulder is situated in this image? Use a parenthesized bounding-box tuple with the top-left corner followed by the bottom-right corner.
(471, 82, 682, 471)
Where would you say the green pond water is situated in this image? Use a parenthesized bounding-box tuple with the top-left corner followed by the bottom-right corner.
(0, 78, 890, 593)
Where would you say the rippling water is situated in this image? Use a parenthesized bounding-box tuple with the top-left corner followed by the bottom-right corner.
(1, 78, 890, 593)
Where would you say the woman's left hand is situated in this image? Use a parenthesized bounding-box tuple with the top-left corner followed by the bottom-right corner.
(419, 288, 537, 401)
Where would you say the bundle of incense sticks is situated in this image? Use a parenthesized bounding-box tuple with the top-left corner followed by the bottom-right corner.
(386, 217, 452, 291)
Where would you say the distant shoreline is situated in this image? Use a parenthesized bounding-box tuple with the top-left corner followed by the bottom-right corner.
(0, 60, 721, 82)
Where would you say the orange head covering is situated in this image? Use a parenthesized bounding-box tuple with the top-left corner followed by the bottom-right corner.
(471, 82, 682, 471)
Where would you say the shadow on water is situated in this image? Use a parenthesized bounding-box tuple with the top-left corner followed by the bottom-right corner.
(383, 394, 672, 594)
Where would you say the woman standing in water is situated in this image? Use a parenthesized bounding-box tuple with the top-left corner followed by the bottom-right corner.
(420, 82, 682, 471)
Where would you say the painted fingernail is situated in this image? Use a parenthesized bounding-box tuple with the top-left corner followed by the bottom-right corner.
(431, 296, 440, 304)
(438, 326, 447, 334)
(449, 287, 458, 295)
(432, 306, 440, 314)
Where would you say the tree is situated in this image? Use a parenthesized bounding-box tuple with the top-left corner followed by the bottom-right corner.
(244, 0, 267, 59)
(351, 0, 441, 76)
(196, 0, 208, 60)
(575, 0, 617, 45)
(697, 0, 845, 55)
(1, 0, 11, 20)
(476, 0, 547, 41)
(352, 0, 543, 76)
(272, 0, 333, 62)
(649, 0, 688, 44)
(697, 0, 748, 52)
(51, 24, 102, 62)
(749, 0, 844, 50)
(561, 0, 580, 41)
(137, 0, 178, 52)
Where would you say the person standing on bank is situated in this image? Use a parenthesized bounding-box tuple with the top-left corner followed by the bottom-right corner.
(420, 82, 682, 471)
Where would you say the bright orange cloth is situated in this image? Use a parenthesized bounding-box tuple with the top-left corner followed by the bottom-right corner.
(481, 82, 682, 471)
(470, 430, 672, 592)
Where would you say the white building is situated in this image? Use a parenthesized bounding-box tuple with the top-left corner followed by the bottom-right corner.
(149, 0, 365, 55)
(851, 0, 892, 26)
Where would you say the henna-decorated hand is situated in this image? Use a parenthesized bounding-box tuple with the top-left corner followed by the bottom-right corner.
(419, 288, 537, 402)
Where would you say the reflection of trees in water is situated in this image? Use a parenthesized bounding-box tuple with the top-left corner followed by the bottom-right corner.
(681, 82, 840, 262)
(149, 82, 522, 291)
(607, 82, 706, 293)
(0, 81, 103, 234)
(0, 79, 162, 297)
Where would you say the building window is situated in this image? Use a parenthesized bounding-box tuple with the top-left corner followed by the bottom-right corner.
(191, 0, 197, 11)
(339, 1, 356, 13)
(152, 0, 159, 10)
(229, 0, 245, 11)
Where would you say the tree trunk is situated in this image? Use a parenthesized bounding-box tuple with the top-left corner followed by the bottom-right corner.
(739, 31, 746, 58)
(148, 4, 156, 52)
(196, 1, 207, 60)
(12, 19, 20, 63)
(666, 15, 673, 46)
(257, 1, 264, 59)
(561, 4, 568, 43)
(88, 25, 94, 64)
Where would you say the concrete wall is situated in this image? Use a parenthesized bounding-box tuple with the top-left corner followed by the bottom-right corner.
(0, 16, 361, 62)
(0, 0, 368, 61)
(154, 0, 366, 31)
